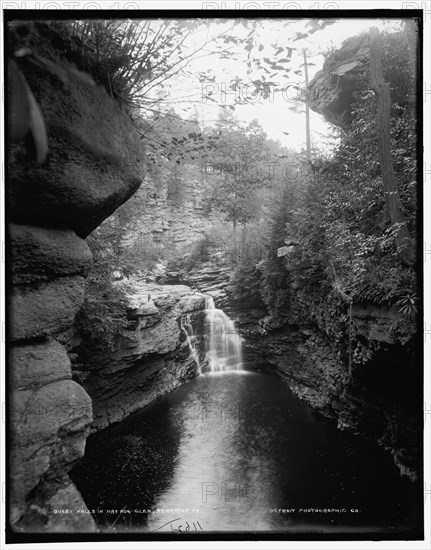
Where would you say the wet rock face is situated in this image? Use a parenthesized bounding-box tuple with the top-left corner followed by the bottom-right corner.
(307, 33, 369, 127)
(180, 253, 268, 369)
(263, 312, 419, 481)
(8, 28, 145, 533)
(263, 322, 420, 479)
(74, 283, 207, 431)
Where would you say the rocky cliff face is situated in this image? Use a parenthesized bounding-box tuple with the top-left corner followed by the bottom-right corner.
(125, 171, 220, 252)
(72, 282, 207, 432)
(8, 25, 145, 532)
(257, 307, 420, 482)
(303, 31, 420, 479)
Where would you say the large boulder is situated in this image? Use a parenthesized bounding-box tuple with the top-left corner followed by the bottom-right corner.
(307, 33, 369, 127)
(8, 27, 144, 238)
(9, 340, 93, 525)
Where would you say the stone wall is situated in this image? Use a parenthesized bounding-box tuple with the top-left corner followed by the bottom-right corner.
(8, 25, 145, 533)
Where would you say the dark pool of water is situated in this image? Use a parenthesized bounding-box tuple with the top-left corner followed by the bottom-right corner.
(71, 370, 420, 535)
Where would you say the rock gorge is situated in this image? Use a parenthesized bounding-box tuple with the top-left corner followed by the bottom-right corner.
(7, 24, 421, 535)
(7, 23, 222, 533)
(180, 251, 420, 481)
(304, 32, 420, 479)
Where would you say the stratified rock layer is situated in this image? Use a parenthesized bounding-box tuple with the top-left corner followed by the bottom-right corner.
(8, 24, 145, 534)
(74, 283, 207, 431)
(123, 173, 221, 251)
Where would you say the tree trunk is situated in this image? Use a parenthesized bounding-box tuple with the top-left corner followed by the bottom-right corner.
(369, 27, 416, 267)
(303, 48, 311, 162)
(232, 216, 237, 263)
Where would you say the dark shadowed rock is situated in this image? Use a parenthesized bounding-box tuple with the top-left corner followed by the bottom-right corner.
(10, 224, 93, 284)
(352, 303, 404, 344)
(8, 32, 144, 238)
(307, 34, 369, 128)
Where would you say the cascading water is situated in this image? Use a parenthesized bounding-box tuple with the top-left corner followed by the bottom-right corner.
(181, 314, 201, 370)
(180, 296, 243, 374)
(204, 296, 243, 372)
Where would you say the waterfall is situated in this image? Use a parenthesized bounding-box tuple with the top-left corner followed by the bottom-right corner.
(204, 296, 243, 372)
(181, 296, 243, 374)
(181, 314, 201, 370)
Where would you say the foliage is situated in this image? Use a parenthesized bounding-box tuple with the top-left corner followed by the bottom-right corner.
(226, 24, 418, 364)
(75, 251, 130, 351)
(229, 223, 268, 306)
(181, 235, 213, 271)
(395, 292, 418, 316)
(202, 19, 338, 108)
(52, 19, 240, 109)
(201, 114, 270, 228)
(230, 256, 265, 307)
(18, 19, 416, 361)
(137, 108, 221, 168)
(200, 112, 296, 232)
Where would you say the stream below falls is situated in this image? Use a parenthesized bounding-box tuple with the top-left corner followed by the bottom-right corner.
(71, 369, 420, 535)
